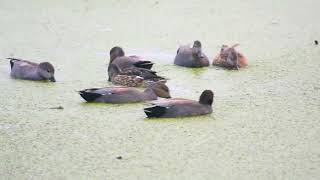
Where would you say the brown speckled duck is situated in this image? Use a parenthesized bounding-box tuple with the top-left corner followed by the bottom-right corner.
(108, 46, 154, 81)
(108, 59, 166, 87)
(212, 44, 248, 69)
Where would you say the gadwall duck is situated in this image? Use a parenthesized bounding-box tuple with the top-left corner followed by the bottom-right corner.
(8, 58, 56, 82)
(79, 82, 171, 104)
(174, 40, 210, 68)
(212, 44, 248, 69)
(108, 46, 154, 81)
(144, 90, 214, 118)
(108, 63, 166, 87)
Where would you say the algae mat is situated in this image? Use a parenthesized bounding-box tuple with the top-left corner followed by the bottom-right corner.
(0, 0, 319, 179)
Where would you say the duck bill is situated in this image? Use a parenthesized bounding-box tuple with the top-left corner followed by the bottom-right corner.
(49, 77, 56, 82)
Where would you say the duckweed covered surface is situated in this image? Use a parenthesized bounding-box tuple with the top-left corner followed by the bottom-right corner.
(0, 0, 320, 179)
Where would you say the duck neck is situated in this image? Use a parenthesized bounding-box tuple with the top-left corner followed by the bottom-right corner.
(192, 45, 202, 55)
(110, 51, 124, 63)
(108, 64, 121, 81)
(192, 47, 203, 65)
(192, 53, 203, 67)
(143, 88, 158, 100)
(36, 68, 46, 80)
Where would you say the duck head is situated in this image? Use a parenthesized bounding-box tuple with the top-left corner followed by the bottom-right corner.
(38, 62, 56, 82)
(148, 82, 171, 98)
(110, 46, 125, 63)
(199, 90, 214, 106)
(192, 40, 202, 57)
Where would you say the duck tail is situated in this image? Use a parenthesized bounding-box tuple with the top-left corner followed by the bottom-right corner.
(142, 69, 167, 81)
(79, 91, 102, 102)
(133, 61, 154, 69)
(6, 58, 21, 69)
(6, 57, 17, 60)
(144, 105, 167, 118)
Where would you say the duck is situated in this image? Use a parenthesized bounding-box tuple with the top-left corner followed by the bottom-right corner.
(79, 82, 171, 104)
(108, 46, 154, 81)
(108, 61, 166, 87)
(144, 90, 214, 118)
(174, 40, 210, 68)
(212, 44, 248, 69)
(8, 58, 56, 82)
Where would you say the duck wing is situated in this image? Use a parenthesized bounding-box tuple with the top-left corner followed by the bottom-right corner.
(144, 98, 201, 118)
(7, 58, 38, 69)
(129, 56, 154, 69)
(120, 67, 166, 81)
(112, 56, 154, 70)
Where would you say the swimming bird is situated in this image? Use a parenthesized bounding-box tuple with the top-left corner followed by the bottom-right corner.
(144, 90, 214, 118)
(8, 58, 56, 82)
(79, 82, 171, 103)
(174, 40, 210, 67)
(212, 44, 248, 69)
(108, 46, 154, 81)
(108, 61, 166, 87)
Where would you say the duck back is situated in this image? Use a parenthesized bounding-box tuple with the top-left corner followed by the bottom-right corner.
(9, 59, 41, 80)
(144, 99, 212, 118)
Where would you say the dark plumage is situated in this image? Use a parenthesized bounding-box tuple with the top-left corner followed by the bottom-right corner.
(8, 58, 56, 82)
(79, 82, 171, 104)
(109, 64, 166, 86)
(174, 40, 209, 68)
(144, 90, 214, 118)
(212, 44, 248, 69)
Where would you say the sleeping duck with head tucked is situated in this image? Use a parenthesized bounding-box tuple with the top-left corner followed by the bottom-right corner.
(212, 44, 248, 69)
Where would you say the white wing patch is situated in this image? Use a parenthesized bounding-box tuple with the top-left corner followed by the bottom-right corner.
(20, 62, 33, 67)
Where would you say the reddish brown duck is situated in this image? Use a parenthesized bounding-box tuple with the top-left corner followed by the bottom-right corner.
(212, 44, 248, 69)
(108, 63, 166, 87)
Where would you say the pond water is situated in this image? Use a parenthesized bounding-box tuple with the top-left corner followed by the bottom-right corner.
(0, 0, 319, 179)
